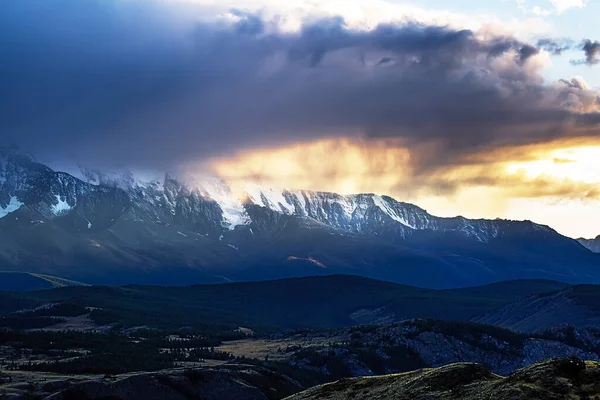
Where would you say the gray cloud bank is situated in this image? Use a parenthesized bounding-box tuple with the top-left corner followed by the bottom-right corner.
(1, 0, 599, 172)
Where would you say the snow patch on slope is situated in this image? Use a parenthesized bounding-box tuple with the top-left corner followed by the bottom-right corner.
(197, 178, 250, 230)
(51, 195, 73, 216)
(245, 185, 295, 214)
(0, 196, 24, 219)
(329, 194, 359, 220)
(373, 195, 416, 229)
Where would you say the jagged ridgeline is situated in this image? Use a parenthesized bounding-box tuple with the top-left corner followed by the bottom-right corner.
(1, 148, 600, 288)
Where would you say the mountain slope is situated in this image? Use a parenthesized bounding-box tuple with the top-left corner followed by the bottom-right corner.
(579, 235, 600, 253)
(285, 359, 600, 400)
(2, 150, 600, 288)
(473, 285, 600, 332)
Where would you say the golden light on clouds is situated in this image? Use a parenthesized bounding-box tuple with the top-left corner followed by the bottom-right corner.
(206, 139, 600, 238)
(211, 138, 414, 195)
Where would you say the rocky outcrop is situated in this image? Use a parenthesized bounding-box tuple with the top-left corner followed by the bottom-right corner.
(284, 320, 600, 376)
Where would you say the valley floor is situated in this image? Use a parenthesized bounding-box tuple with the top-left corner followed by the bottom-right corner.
(3, 318, 600, 399)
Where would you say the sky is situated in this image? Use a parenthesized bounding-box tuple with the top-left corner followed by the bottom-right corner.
(1, 0, 600, 238)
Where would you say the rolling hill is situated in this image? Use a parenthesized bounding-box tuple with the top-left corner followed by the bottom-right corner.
(0, 275, 573, 332)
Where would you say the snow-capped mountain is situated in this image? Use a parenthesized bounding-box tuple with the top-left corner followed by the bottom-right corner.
(0, 149, 128, 228)
(72, 162, 549, 244)
(244, 187, 522, 242)
(1, 150, 599, 288)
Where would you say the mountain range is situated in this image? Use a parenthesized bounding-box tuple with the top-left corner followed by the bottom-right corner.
(1, 148, 600, 288)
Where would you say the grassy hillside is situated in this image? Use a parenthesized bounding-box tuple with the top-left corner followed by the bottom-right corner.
(384, 279, 570, 322)
(285, 359, 600, 400)
(0, 275, 574, 332)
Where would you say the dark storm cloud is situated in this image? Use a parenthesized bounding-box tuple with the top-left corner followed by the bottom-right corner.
(570, 40, 600, 65)
(1, 0, 599, 171)
(230, 9, 266, 35)
(516, 44, 540, 64)
(582, 40, 600, 65)
(536, 38, 574, 55)
(0, 0, 193, 163)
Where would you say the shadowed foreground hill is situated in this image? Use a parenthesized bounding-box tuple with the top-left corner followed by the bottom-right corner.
(286, 358, 600, 400)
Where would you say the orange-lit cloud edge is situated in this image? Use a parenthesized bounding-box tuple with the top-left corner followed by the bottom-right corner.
(191, 136, 600, 239)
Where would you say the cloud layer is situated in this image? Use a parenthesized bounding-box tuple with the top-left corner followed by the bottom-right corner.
(1, 0, 599, 176)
